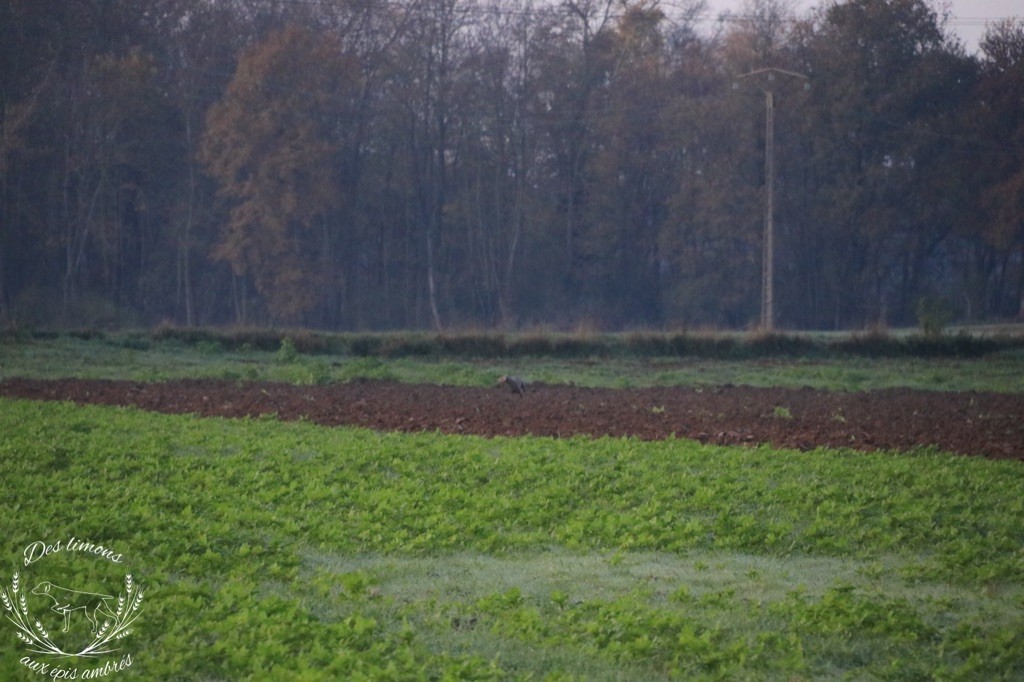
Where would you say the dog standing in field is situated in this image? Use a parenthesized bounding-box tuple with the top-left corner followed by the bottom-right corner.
(31, 581, 118, 634)
(496, 375, 526, 397)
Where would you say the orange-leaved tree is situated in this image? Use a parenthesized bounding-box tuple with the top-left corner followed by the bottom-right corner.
(200, 25, 355, 323)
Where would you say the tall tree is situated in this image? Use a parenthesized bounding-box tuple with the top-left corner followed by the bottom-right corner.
(391, 0, 476, 330)
(535, 0, 617, 318)
(661, 0, 789, 328)
(443, 1, 543, 326)
(163, 1, 253, 326)
(974, 19, 1024, 317)
(201, 25, 357, 324)
(583, 2, 673, 325)
(0, 0, 61, 323)
(791, 0, 963, 327)
(53, 49, 182, 323)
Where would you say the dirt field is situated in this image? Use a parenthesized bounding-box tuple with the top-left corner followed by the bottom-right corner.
(3, 377, 1023, 460)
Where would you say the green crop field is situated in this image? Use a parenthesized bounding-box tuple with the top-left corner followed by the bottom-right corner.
(1, 333, 1023, 679)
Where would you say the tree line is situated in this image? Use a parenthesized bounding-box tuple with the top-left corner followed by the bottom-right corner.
(1, 0, 1022, 331)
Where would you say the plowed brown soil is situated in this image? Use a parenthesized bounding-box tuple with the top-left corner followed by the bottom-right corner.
(2, 377, 1023, 460)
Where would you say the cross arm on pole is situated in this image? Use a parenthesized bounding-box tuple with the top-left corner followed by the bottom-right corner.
(735, 67, 809, 91)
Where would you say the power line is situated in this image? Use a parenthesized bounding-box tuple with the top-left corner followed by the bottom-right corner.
(197, 0, 1024, 25)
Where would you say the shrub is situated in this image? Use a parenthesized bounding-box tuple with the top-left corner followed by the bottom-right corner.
(917, 297, 954, 338)
(277, 337, 299, 363)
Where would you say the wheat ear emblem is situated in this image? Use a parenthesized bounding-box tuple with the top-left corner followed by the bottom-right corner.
(2, 571, 143, 657)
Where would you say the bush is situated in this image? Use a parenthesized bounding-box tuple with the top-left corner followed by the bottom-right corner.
(917, 297, 954, 338)
(276, 337, 299, 363)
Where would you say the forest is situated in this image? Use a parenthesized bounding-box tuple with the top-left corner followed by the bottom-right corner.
(0, 0, 1022, 331)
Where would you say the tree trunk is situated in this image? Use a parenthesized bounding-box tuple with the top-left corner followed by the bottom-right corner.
(426, 231, 442, 331)
(180, 113, 196, 326)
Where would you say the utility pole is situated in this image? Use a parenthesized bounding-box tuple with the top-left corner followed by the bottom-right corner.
(735, 67, 807, 331)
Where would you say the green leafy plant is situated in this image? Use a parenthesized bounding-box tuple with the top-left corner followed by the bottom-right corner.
(917, 297, 954, 338)
(1, 398, 1023, 678)
(276, 337, 299, 363)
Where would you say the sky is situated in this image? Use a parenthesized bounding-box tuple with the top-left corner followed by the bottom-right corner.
(703, 0, 1023, 54)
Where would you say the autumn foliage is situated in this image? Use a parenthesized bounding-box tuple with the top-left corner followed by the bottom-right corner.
(201, 26, 353, 322)
(1, 0, 1023, 330)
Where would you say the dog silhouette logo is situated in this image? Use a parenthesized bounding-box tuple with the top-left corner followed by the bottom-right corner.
(3, 570, 142, 659)
(30, 582, 119, 635)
